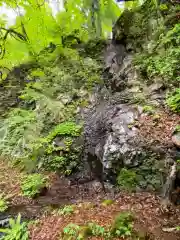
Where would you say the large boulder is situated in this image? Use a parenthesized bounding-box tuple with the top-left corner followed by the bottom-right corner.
(83, 98, 172, 191)
(97, 104, 142, 170)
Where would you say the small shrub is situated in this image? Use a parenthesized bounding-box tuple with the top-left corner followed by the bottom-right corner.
(117, 168, 137, 192)
(62, 222, 111, 239)
(44, 156, 67, 171)
(88, 223, 106, 237)
(166, 88, 180, 112)
(111, 212, 134, 238)
(0, 214, 29, 240)
(30, 69, 45, 78)
(62, 223, 80, 239)
(47, 122, 82, 142)
(142, 105, 154, 114)
(21, 173, 48, 198)
(0, 194, 8, 213)
(56, 205, 75, 216)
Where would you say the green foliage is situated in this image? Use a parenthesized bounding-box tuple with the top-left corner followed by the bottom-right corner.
(135, 153, 165, 191)
(175, 125, 180, 132)
(62, 211, 134, 239)
(142, 105, 155, 114)
(0, 214, 29, 240)
(176, 226, 180, 231)
(62, 223, 80, 240)
(30, 69, 45, 78)
(0, 42, 101, 172)
(47, 122, 82, 142)
(0, 66, 84, 171)
(21, 173, 48, 198)
(43, 156, 67, 171)
(56, 205, 75, 216)
(166, 88, 180, 112)
(0, 194, 8, 213)
(135, 23, 180, 82)
(0, 10, 105, 173)
(87, 223, 106, 237)
(117, 168, 137, 192)
(111, 212, 134, 238)
(101, 199, 114, 206)
(0, 0, 121, 70)
(62, 222, 110, 240)
(0, 108, 38, 159)
(31, 121, 82, 173)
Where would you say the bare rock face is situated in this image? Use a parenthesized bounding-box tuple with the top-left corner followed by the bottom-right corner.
(103, 42, 138, 94)
(83, 95, 173, 192)
(81, 35, 170, 190)
(99, 104, 142, 170)
(84, 102, 144, 181)
(79, 0, 178, 196)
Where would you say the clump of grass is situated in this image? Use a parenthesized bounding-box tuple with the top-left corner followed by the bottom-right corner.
(55, 205, 75, 216)
(21, 173, 49, 198)
(101, 199, 114, 207)
(111, 211, 134, 238)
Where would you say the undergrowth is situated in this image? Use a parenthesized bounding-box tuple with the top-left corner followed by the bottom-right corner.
(0, 214, 29, 240)
(0, 45, 101, 174)
(166, 88, 180, 112)
(0, 194, 8, 213)
(117, 168, 138, 192)
(55, 205, 75, 216)
(21, 174, 49, 198)
(61, 211, 134, 239)
(135, 22, 180, 84)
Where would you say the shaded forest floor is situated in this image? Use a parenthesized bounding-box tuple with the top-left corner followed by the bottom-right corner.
(0, 159, 180, 240)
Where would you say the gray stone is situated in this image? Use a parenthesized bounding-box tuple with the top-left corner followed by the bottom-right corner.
(84, 103, 143, 179)
(57, 94, 72, 105)
(149, 83, 164, 94)
(52, 137, 67, 148)
(172, 132, 180, 148)
(151, 93, 165, 100)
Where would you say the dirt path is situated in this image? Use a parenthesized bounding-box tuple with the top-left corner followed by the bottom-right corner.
(0, 158, 180, 239)
(30, 193, 180, 240)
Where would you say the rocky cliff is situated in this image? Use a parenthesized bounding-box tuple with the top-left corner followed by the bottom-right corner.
(81, 0, 180, 203)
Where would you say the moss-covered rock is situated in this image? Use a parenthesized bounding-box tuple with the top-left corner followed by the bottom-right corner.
(0, 38, 105, 175)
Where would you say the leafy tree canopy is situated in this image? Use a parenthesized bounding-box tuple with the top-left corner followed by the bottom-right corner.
(0, 0, 125, 69)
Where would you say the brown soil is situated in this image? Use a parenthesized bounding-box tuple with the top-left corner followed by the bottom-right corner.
(0, 110, 180, 239)
(138, 110, 180, 147)
(29, 192, 180, 240)
(0, 159, 180, 240)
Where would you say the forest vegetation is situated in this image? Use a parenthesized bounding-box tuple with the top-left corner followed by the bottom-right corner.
(0, 0, 179, 239)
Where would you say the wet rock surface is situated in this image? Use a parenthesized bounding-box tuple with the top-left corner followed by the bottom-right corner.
(84, 103, 142, 173)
